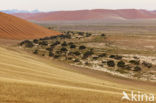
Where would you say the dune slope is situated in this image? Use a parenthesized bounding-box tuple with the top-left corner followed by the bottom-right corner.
(0, 12, 60, 40)
(0, 46, 156, 103)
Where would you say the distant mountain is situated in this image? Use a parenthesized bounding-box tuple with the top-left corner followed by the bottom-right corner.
(1, 9, 40, 14)
(12, 9, 156, 22)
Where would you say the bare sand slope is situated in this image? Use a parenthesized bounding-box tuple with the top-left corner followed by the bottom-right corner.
(0, 12, 60, 40)
(0, 46, 155, 103)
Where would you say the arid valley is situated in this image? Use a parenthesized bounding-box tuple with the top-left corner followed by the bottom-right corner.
(0, 6, 156, 103)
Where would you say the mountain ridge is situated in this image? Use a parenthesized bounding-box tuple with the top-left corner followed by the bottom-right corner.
(12, 9, 156, 21)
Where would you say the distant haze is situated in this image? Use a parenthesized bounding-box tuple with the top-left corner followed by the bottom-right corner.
(12, 9, 156, 22)
(0, 0, 156, 11)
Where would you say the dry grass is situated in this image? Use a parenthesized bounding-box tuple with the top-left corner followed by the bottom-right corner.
(0, 46, 156, 103)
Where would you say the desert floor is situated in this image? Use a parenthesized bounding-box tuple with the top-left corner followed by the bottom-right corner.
(0, 40, 155, 103)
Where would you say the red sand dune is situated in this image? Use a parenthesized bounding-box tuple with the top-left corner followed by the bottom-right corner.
(12, 9, 156, 21)
(0, 12, 60, 40)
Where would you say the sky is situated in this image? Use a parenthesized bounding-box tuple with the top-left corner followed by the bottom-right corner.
(0, 0, 156, 11)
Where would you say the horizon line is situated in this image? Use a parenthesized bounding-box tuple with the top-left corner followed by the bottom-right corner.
(1, 8, 156, 12)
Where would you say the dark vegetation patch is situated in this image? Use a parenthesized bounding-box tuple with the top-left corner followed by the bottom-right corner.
(107, 60, 115, 67)
(19, 31, 153, 76)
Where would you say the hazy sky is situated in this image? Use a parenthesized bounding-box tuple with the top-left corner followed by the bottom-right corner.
(0, 0, 156, 11)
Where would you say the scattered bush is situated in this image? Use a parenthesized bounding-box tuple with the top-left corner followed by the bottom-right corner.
(54, 55, 60, 59)
(33, 39, 39, 44)
(102, 60, 107, 64)
(74, 59, 80, 62)
(124, 65, 132, 70)
(117, 61, 125, 68)
(133, 66, 142, 72)
(114, 55, 122, 60)
(62, 34, 71, 39)
(70, 44, 76, 49)
(109, 55, 122, 60)
(46, 47, 53, 51)
(39, 41, 48, 46)
(73, 51, 81, 56)
(68, 42, 74, 45)
(92, 56, 99, 60)
(61, 41, 67, 46)
(50, 35, 58, 40)
(101, 33, 106, 37)
(68, 52, 73, 55)
(109, 55, 116, 58)
(133, 56, 139, 59)
(20, 40, 34, 48)
(86, 33, 92, 37)
(67, 57, 72, 60)
(83, 50, 94, 59)
(129, 60, 140, 65)
(56, 50, 62, 54)
(51, 41, 60, 47)
(33, 50, 38, 54)
(142, 61, 152, 68)
(49, 52, 54, 57)
(78, 32, 84, 36)
(79, 45, 86, 50)
(48, 27, 51, 29)
(60, 47, 68, 52)
(85, 62, 90, 65)
(98, 53, 107, 57)
(107, 60, 115, 67)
